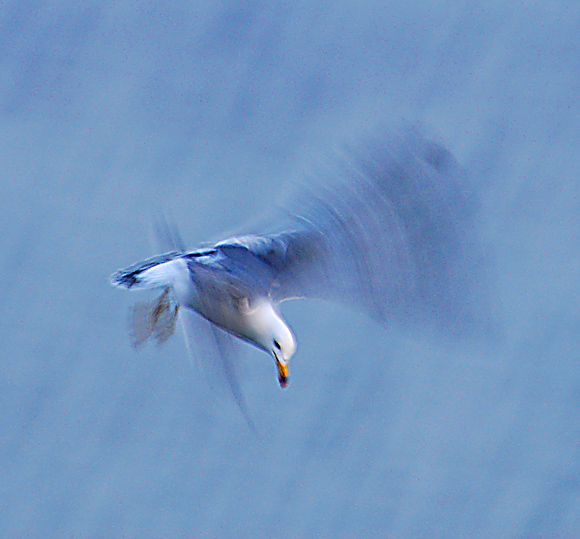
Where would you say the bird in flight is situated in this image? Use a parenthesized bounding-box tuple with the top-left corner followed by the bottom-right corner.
(111, 127, 490, 417)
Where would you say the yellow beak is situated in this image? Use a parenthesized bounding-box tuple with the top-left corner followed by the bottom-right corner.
(276, 356, 289, 388)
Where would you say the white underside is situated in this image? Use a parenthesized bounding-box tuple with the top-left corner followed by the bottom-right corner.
(139, 258, 295, 361)
(139, 259, 193, 303)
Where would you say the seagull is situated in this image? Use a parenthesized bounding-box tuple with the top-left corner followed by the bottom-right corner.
(110, 127, 490, 410)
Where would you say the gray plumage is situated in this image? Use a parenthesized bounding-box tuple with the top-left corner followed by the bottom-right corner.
(110, 127, 492, 422)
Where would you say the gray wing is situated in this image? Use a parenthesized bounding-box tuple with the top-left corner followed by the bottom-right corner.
(151, 214, 257, 429)
(229, 128, 492, 335)
(179, 308, 256, 432)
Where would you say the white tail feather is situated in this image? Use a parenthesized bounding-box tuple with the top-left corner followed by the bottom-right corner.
(110, 254, 188, 291)
(136, 259, 184, 289)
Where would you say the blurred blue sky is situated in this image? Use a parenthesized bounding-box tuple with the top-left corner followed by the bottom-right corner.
(1, 1, 580, 537)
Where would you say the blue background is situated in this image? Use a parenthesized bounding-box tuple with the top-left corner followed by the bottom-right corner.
(2, 1, 580, 537)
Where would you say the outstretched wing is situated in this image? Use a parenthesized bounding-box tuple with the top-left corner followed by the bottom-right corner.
(226, 128, 491, 335)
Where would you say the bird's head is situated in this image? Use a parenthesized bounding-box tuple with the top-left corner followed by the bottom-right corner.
(268, 320, 297, 388)
(242, 298, 297, 388)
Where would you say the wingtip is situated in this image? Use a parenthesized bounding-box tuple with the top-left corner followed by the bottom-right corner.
(110, 269, 139, 289)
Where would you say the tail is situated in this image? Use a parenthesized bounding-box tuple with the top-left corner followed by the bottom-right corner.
(110, 251, 184, 290)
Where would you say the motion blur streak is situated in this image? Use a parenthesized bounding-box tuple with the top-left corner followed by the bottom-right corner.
(1, 2, 579, 538)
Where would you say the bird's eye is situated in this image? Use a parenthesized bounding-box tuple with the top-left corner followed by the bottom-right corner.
(273, 340, 281, 350)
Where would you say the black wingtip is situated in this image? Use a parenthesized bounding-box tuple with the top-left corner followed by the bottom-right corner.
(110, 269, 139, 289)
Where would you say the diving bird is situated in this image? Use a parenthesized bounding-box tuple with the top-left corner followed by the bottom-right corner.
(110, 127, 490, 408)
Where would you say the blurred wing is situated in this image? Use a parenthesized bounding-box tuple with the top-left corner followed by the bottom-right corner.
(128, 289, 179, 348)
(214, 232, 321, 301)
(152, 212, 187, 253)
(242, 128, 491, 335)
(151, 212, 257, 430)
(179, 307, 256, 432)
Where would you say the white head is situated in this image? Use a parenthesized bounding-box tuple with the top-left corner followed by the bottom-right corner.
(244, 299, 297, 388)
(267, 314, 297, 388)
